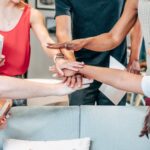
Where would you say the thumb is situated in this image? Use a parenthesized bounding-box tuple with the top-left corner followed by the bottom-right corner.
(56, 66, 64, 76)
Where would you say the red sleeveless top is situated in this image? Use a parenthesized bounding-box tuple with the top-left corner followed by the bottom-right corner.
(0, 4, 31, 76)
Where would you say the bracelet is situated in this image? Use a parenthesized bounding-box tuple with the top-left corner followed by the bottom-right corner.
(53, 53, 64, 63)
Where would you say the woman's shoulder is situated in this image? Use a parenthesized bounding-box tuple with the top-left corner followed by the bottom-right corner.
(30, 7, 45, 23)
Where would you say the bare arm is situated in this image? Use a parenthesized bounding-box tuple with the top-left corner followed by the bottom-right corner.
(80, 0, 138, 51)
(79, 65, 143, 94)
(56, 15, 76, 60)
(0, 76, 92, 99)
(130, 19, 142, 61)
(30, 8, 61, 57)
(55, 15, 83, 87)
(48, 0, 138, 52)
(0, 76, 57, 99)
(128, 18, 142, 74)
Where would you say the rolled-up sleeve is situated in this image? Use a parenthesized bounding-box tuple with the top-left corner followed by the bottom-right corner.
(141, 76, 150, 97)
(55, 0, 72, 17)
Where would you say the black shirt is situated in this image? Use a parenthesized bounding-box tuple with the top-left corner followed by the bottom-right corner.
(55, 0, 127, 67)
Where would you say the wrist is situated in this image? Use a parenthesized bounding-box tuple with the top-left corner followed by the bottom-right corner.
(78, 65, 87, 74)
(53, 53, 65, 63)
(129, 52, 140, 62)
(43, 84, 57, 96)
(60, 48, 76, 61)
(129, 58, 139, 63)
(47, 83, 64, 96)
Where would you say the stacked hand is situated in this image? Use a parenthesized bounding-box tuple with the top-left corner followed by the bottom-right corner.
(46, 40, 92, 88)
(50, 57, 90, 89)
(55, 78, 93, 96)
(47, 39, 87, 52)
(52, 58, 84, 77)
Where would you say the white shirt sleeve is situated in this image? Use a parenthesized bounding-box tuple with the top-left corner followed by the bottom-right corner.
(141, 76, 150, 97)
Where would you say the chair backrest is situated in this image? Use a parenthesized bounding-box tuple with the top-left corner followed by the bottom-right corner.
(0, 106, 80, 150)
(0, 106, 150, 150)
(80, 106, 150, 150)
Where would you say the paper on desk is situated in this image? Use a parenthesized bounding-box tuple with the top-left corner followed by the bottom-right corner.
(99, 56, 126, 105)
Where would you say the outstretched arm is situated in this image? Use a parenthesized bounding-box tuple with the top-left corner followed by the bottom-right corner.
(0, 76, 92, 129)
(127, 18, 142, 74)
(30, 8, 61, 57)
(0, 76, 92, 99)
(30, 8, 82, 77)
(48, 0, 138, 52)
(79, 65, 143, 94)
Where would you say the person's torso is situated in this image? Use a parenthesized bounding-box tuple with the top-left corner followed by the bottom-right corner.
(0, 4, 31, 76)
(69, 0, 127, 66)
(138, 0, 150, 75)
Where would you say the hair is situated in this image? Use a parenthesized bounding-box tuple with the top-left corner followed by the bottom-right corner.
(139, 107, 150, 139)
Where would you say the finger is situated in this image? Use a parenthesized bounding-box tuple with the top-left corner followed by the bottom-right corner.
(47, 43, 66, 49)
(56, 66, 64, 76)
(127, 66, 131, 72)
(65, 62, 84, 71)
(76, 75, 82, 87)
(130, 69, 134, 74)
(66, 66, 79, 72)
(69, 63, 84, 68)
(66, 43, 77, 50)
(65, 77, 72, 87)
(70, 76, 76, 88)
(52, 73, 63, 78)
(134, 70, 140, 75)
(63, 77, 68, 83)
(49, 66, 64, 77)
(49, 66, 56, 70)
(75, 61, 84, 65)
(49, 67, 57, 73)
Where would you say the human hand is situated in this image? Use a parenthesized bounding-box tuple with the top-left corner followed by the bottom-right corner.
(55, 78, 93, 96)
(47, 39, 87, 51)
(50, 60, 84, 77)
(127, 59, 141, 74)
(0, 55, 5, 67)
(63, 74, 83, 88)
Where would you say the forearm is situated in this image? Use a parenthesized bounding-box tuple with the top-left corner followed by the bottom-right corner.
(57, 32, 76, 60)
(41, 36, 61, 58)
(83, 33, 119, 52)
(77, 0, 138, 52)
(130, 19, 142, 60)
(79, 65, 143, 94)
(31, 8, 61, 58)
(0, 76, 56, 99)
(56, 16, 76, 61)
